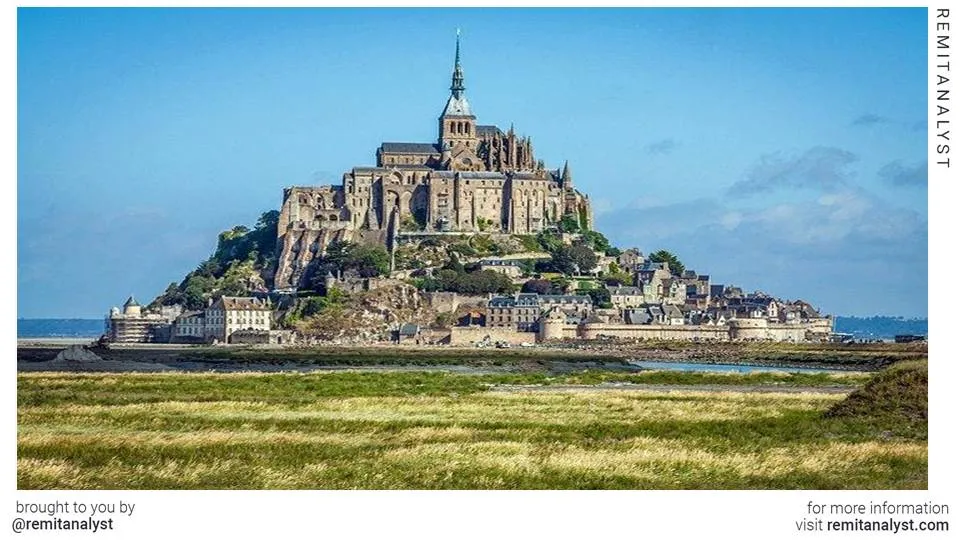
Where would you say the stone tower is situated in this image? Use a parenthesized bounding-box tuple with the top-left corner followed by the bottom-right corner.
(438, 30, 478, 152)
(539, 306, 566, 342)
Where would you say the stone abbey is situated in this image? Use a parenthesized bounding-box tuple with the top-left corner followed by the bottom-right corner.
(275, 34, 593, 289)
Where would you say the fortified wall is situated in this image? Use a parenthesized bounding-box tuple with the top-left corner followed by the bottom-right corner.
(536, 318, 833, 343)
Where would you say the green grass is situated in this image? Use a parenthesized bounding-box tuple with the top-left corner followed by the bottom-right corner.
(17, 369, 926, 490)
(827, 360, 927, 426)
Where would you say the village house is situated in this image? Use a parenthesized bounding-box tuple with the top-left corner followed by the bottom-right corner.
(477, 259, 523, 279)
(607, 285, 645, 309)
(486, 293, 541, 332)
(172, 310, 206, 342)
(485, 292, 593, 332)
(170, 297, 275, 344)
(617, 248, 644, 272)
(205, 296, 273, 343)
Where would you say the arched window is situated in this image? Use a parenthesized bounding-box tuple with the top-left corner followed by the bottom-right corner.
(450, 121, 455, 133)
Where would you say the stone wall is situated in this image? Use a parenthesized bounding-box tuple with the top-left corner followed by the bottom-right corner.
(569, 318, 832, 343)
(449, 326, 537, 346)
(424, 292, 488, 313)
(577, 323, 730, 341)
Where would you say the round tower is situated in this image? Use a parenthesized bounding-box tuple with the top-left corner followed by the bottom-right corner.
(122, 296, 141, 317)
(538, 307, 566, 342)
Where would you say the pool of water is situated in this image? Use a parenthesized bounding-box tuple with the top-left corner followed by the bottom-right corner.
(628, 360, 850, 374)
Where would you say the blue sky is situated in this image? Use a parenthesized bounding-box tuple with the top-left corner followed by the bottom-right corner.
(17, 7, 928, 318)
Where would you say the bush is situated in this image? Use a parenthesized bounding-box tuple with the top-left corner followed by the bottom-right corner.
(516, 235, 542, 253)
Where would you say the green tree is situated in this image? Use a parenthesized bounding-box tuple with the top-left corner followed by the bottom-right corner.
(587, 287, 612, 308)
(553, 244, 598, 275)
(441, 253, 465, 274)
(536, 231, 564, 254)
(319, 241, 390, 278)
(649, 250, 685, 276)
(581, 230, 611, 254)
(559, 213, 580, 233)
(549, 276, 571, 294)
(521, 279, 553, 295)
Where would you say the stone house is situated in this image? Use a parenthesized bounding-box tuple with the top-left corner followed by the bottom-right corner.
(607, 286, 645, 309)
(539, 294, 593, 320)
(617, 248, 644, 272)
(172, 310, 206, 342)
(478, 259, 523, 279)
(205, 296, 273, 343)
(486, 293, 541, 332)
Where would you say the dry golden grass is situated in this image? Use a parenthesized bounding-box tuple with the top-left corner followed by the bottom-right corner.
(17, 371, 926, 489)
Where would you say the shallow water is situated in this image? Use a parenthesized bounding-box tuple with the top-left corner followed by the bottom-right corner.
(629, 360, 850, 374)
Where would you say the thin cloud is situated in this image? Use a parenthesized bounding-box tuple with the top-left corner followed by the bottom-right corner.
(728, 146, 858, 196)
(851, 113, 890, 127)
(878, 160, 927, 187)
(644, 138, 678, 155)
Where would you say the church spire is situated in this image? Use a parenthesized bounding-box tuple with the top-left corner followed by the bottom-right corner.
(450, 29, 465, 99)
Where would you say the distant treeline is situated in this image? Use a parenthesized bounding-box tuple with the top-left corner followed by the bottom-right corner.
(834, 316, 928, 339)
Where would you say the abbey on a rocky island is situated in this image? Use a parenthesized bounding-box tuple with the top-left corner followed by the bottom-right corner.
(275, 33, 593, 289)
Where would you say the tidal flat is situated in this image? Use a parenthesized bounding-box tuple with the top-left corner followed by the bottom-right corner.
(17, 368, 926, 490)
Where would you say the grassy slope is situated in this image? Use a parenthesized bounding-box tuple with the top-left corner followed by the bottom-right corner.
(826, 360, 927, 431)
(18, 370, 925, 489)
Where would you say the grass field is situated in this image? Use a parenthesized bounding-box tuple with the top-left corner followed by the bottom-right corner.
(17, 369, 926, 490)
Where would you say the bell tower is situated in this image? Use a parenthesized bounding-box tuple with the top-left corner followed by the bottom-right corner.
(439, 30, 478, 151)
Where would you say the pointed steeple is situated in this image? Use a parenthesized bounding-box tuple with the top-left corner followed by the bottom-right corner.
(451, 28, 465, 99)
(440, 29, 472, 118)
(562, 161, 572, 188)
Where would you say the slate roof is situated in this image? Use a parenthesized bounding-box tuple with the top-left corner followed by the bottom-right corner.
(663, 304, 684, 319)
(515, 293, 541, 307)
(441, 94, 474, 117)
(608, 286, 643, 296)
(217, 297, 271, 311)
(625, 309, 652, 325)
(642, 261, 670, 272)
(380, 142, 441, 154)
(511, 172, 544, 180)
(540, 294, 592, 305)
(476, 125, 502, 137)
(399, 323, 420, 337)
(434, 171, 505, 180)
(479, 259, 522, 267)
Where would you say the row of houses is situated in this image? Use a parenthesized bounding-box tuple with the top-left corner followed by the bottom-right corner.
(475, 289, 830, 335)
(106, 295, 289, 344)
